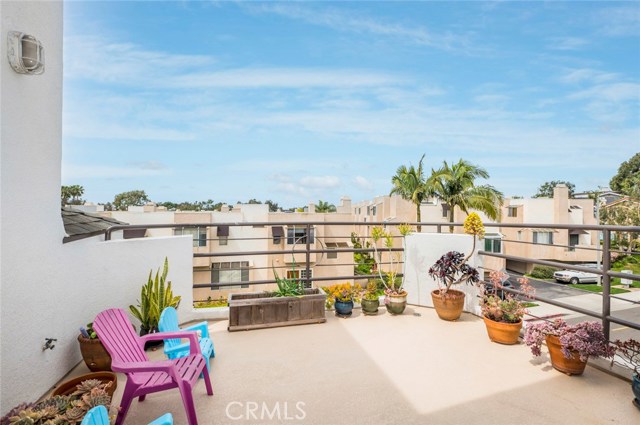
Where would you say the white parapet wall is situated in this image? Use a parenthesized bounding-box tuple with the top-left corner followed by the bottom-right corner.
(403, 233, 482, 316)
(0, 233, 195, 413)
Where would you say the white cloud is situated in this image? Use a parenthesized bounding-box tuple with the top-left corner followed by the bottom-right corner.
(244, 3, 472, 53)
(597, 6, 640, 37)
(62, 164, 169, 179)
(299, 176, 341, 189)
(548, 37, 589, 51)
(354, 176, 374, 190)
(559, 68, 619, 85)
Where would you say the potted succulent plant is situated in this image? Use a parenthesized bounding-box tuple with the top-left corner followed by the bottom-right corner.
(360, 281, 381, 315)
(1, 378, 115, 425)
(524, 319, 614, 375)
(612, 338, 640, 408)
(322, 283, 363, 317)
(77, 322, 112, 372)
(428, 213, 483, 321)
(480, 271, 535, 345)
(370, 223, 412, 315)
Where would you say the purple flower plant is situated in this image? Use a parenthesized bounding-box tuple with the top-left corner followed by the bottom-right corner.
(524, 319, 614, 361)
(428, 251, 480, 295)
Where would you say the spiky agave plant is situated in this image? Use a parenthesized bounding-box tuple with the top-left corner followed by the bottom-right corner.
(129, 257, 181, 333)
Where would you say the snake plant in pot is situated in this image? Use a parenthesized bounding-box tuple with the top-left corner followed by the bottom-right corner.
(129, 257, 181, 345)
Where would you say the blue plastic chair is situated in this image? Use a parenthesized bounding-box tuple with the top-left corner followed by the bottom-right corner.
(81, 405, 173, 425)
(158, 307, 215, 372)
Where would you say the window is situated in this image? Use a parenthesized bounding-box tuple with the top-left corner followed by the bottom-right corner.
(272, 226, 284, 244)
(286, 269, 313, 288)
(372, 206, 377, 216)
(217, 225, 229, 246)
(442, 203, 450, 218)
(507, 206, 518, 218)
(517, 231, 523, 241)
(174, 226, 207, 247)
(484, 237, 502, 253)
(325, 242, 349, 259)
(211, 261, 249, 289)
(568, 233, 579, 252)
(533, 231, 553, 245)
(287, 226, 314, 245)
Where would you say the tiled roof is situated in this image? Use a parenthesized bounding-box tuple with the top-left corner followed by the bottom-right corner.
(62, 208, 126, 243)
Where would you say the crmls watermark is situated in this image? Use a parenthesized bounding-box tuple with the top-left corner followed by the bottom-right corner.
(225, 401, 307, 421)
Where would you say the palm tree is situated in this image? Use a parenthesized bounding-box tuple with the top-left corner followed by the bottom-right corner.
(390, 154, 429, 232)
(316, 200, 336, 213)
(428, 159, 503, 232)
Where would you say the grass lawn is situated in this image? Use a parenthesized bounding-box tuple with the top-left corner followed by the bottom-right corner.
(611, 254, 640, 288)
(567, 284, 630, 294)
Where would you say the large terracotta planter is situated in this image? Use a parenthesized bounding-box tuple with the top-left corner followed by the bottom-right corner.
(483, 316, 522, 345)
(545, 335, 587, 375)
(385, 292, 407, 315)
(78, 335, 112, 372)
(431, 289, 465, 321)
(52, 372, 117, 398)
(361, 298, 380, 316)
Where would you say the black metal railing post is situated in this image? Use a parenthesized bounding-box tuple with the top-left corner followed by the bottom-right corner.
(602, 229, 612, 340)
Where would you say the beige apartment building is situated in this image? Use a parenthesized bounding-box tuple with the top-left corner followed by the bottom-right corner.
(90, 184, 596, 301)
(101, 199, 357, 300)
(353, 184, 598, 275)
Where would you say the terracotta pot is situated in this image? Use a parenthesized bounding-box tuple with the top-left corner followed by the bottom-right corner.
(483, 316, 522, 345)
(545, 335, 587, 376)
(51, 372, 117, 398)
(385, 292, 407, 315)
(361, 298, 380, 315)
(431, 289, 465, 321)
(77, 335, 112, 372)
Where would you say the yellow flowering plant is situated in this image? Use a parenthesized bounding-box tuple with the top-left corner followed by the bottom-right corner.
(322, 282, 363, 308)
(462, 213, 485, 262)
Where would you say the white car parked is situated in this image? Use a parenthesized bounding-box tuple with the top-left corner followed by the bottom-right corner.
(553, 264, 600, 284)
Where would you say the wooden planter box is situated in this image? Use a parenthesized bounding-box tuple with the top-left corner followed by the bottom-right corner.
(228, 289, 326, 332)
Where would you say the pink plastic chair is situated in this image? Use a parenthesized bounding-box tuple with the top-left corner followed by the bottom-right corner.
(93, 308, 213, 425)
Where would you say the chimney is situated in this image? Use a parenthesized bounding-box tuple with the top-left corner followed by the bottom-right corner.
(337, 196, 352, 213)
(308, 203, 316, 214)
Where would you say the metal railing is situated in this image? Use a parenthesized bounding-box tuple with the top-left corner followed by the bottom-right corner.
(105, 221, 640, 339)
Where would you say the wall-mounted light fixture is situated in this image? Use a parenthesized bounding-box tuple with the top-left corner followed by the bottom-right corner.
(7, 31, 45, 75)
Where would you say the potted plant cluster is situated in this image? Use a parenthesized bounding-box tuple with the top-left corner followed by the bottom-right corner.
(360, 281, 381, 315)
(322, 282, 363, 317)
(428, 213, 483, 321)
(1, 378, 115, 425)
(129, 257, 181, 346)
(612, 338, 640, 408)
(480, 271, 535, 345)
(524, 319, 614, 375)
(369, 223, 412, 315)
(77, 322, 112, 372)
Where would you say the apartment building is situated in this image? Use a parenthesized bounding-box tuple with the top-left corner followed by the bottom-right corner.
(102, 198, 356, 300)
(354, 185, 597, 275)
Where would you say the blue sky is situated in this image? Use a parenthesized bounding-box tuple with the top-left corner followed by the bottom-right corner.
(62, 1, 640, 208)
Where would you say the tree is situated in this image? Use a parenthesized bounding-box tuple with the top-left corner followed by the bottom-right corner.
(427, 159, 504, 231)
(610, 153, 640, 198)
(61, 185, 85, 206)
(315, 200, 336, 213)
(390, 154, 428, 232)
(600, 201, 640, 254)
(113, 190, 150, 211)
(533, 181, 575, 198)
(265, 200, 280, 212)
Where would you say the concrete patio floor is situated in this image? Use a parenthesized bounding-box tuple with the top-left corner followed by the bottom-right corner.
(60, 305, 639, 425)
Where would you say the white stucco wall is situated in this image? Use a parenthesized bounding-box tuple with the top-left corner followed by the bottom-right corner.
(0, 1, 196, 413)
(403, 233, 481, 315)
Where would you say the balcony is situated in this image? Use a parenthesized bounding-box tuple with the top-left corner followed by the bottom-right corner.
(60, 305, 638, 424)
